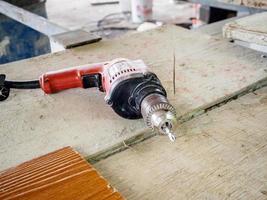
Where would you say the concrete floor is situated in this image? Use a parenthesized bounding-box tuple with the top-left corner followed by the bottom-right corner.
(45, 0, 195, 32)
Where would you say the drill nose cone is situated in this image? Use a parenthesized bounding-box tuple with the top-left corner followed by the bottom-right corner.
(151, 110, 177, 141)
(140, 93, 177, 142)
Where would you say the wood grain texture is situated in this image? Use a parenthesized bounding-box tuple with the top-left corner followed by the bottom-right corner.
(95, 87, 267, 200)
(204, 0, 267, 9)
(242, 0, 267, 8)
(0, 25, 267, 171)
(0, 147, 123, 200)
(223, 12, 267, 46)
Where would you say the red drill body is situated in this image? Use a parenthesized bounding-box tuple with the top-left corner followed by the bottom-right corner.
(1, 58, 177, 141)
(39, 63, 104, 94)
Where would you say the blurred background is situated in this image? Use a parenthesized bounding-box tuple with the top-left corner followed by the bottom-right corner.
(0, 0, 265, 64)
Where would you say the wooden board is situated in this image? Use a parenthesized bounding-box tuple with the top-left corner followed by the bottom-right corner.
(0, 147, 123, 200)
(242, 0, 267, 8)
(190, 0, 267, 10)
(223, 12, 267, 46)
(94, 87, 267, 200)
(0, 25, 267, 171)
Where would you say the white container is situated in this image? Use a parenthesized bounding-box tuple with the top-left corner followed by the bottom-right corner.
(120, 0, 131, 12)
(131, 0, 153, 23)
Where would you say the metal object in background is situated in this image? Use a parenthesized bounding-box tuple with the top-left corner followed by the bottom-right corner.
(0, 0, 51, 64)
(0, 0, 101, 50)
(1, 58, 177, 141)
(131, 0, 153, 23)
(189, 0, 266, 25)
(91, 0, 119, 6)
(52, 30, 102, 49)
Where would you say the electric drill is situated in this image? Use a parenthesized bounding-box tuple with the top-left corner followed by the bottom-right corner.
(0, 59, 177, 141)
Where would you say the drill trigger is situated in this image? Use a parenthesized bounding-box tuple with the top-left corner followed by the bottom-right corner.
(82, 74, 102, 91)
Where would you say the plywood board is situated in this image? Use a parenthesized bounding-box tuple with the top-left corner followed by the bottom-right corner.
(0, 25, 267, 171)
(0, 147, 123, 200)
(191, 0, 267, 9)
(242, 0, 267, 8)
(95, 87, 267, 200)
(223, 12, 267, 46)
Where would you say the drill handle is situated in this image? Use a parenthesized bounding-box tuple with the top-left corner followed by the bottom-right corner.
(39, 63, 104, 94)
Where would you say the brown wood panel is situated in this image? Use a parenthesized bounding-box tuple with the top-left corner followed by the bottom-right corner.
(0, 147, 123, 200)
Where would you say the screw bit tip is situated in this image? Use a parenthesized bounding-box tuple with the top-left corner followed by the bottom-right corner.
(164, 127, 176, 142)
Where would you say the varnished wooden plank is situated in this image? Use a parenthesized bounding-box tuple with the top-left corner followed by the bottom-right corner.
(95, 87, 267, 200)
(0, 147, 123, 200)
(0, 25, 267, 171)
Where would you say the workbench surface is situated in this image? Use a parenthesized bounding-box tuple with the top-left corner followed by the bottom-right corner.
(95, 86, 267, 200)
(0, 25, 267, 171)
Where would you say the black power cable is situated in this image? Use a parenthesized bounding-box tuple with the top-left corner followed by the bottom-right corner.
(0, 74, 40, 101)
(4, 80, 40, 89)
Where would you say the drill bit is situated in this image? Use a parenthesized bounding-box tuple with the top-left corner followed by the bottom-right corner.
(163, 126, 176, 142)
